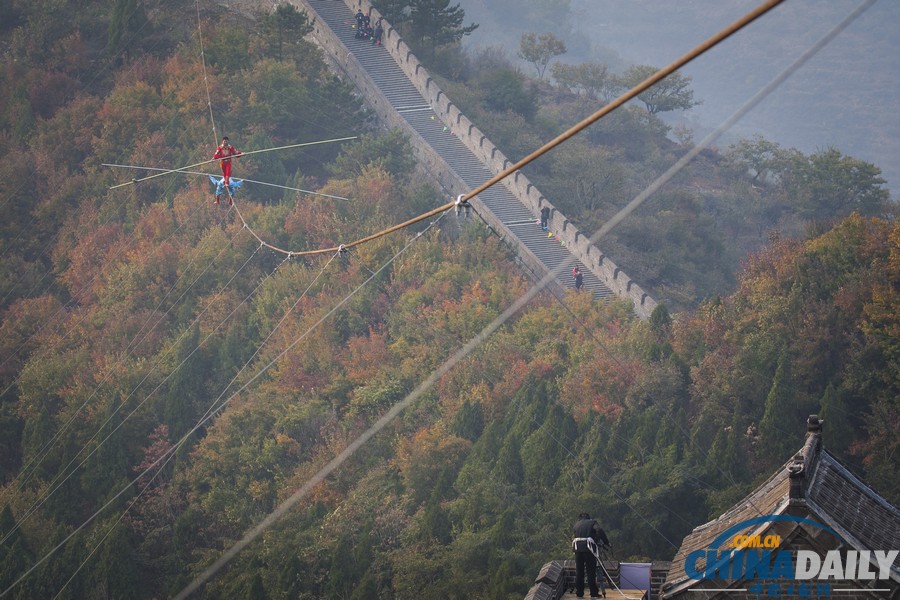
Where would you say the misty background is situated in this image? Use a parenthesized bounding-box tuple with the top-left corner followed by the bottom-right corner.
(457, 0, 899, 197)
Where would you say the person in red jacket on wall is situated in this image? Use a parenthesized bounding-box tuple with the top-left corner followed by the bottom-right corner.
(213, 136, 241, 188)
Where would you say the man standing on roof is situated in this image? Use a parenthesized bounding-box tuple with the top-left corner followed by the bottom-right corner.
(213, 136, 241, 187)
(573, 512, 610, 598)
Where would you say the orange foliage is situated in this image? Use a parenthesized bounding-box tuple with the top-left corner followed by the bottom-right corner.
(60, 221, 127, 301)
(0, 295, 65, 379)
(129, 130, 171, 170)
(137, 204, 177, 242)
(341, 327, 391, 384)
(394, 425, 471, 495)
(354, 166, 393, 211)
(26, 69, 78, 119)
(161, 54, 221, 116)
(487, 358, 530, 415)
(559, 355, 634, 421)
(283, 195, 341, 244)
(171, 186, 220, 233)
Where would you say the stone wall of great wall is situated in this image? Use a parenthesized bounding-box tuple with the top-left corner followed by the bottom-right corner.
(296, 0, 657, 319)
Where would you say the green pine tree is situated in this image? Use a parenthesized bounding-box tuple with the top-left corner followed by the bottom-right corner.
(164, 324, 208, 440)
(759, 349, 798, 464)
(408, 0, 478, 61)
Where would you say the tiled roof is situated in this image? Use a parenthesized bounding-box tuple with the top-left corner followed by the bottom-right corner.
(807, 451, 900, 578)
(663, 416, 900, 596)
(663, 456, 792, 589)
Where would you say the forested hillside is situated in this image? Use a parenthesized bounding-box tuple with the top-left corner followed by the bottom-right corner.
(419, 35, 894, 309)
(0, 1, 897, 598)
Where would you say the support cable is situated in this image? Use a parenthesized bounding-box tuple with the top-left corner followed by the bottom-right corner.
(50, 247, 303, 600)
(0, 227, 256, 548)
(1, 212, 447, 598)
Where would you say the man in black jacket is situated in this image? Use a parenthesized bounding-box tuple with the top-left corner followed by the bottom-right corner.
(572, 512, 611, 598)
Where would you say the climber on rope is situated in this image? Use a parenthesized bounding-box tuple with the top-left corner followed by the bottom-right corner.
(213, 136, 241, 188)
(455, 194, 471, 219)
(210, 176, 243, 206)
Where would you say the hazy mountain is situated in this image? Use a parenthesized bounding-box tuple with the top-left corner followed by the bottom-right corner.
(457, 0, 899, 197)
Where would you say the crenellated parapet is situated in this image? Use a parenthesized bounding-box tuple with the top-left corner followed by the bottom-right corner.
(297, 0, 657, 318)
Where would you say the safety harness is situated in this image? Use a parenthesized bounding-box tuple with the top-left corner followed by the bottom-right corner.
(572, 536, 601, 556)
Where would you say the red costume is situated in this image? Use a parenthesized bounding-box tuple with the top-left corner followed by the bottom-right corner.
(213, 138, 241, 186)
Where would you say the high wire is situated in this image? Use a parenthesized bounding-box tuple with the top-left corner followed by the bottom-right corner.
(49, 246, 304, 600)
(0, 226, 258, 549)
(1, 213, 445, 598)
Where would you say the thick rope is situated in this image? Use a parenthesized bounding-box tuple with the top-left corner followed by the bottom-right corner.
(211, 0, 788, 258)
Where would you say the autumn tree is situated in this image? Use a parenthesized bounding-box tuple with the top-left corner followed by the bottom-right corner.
(727, 135, 784, 183)
(478, 68, 537, 118)
(551, 62, 613, 101)
(518, 31, 566, 80)
(776, 147, 890, 220)
(617, 64, 699, 116)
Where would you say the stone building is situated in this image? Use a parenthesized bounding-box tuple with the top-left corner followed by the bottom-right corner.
(525, 416, 899, 600)
(661, 415, 899, 599)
